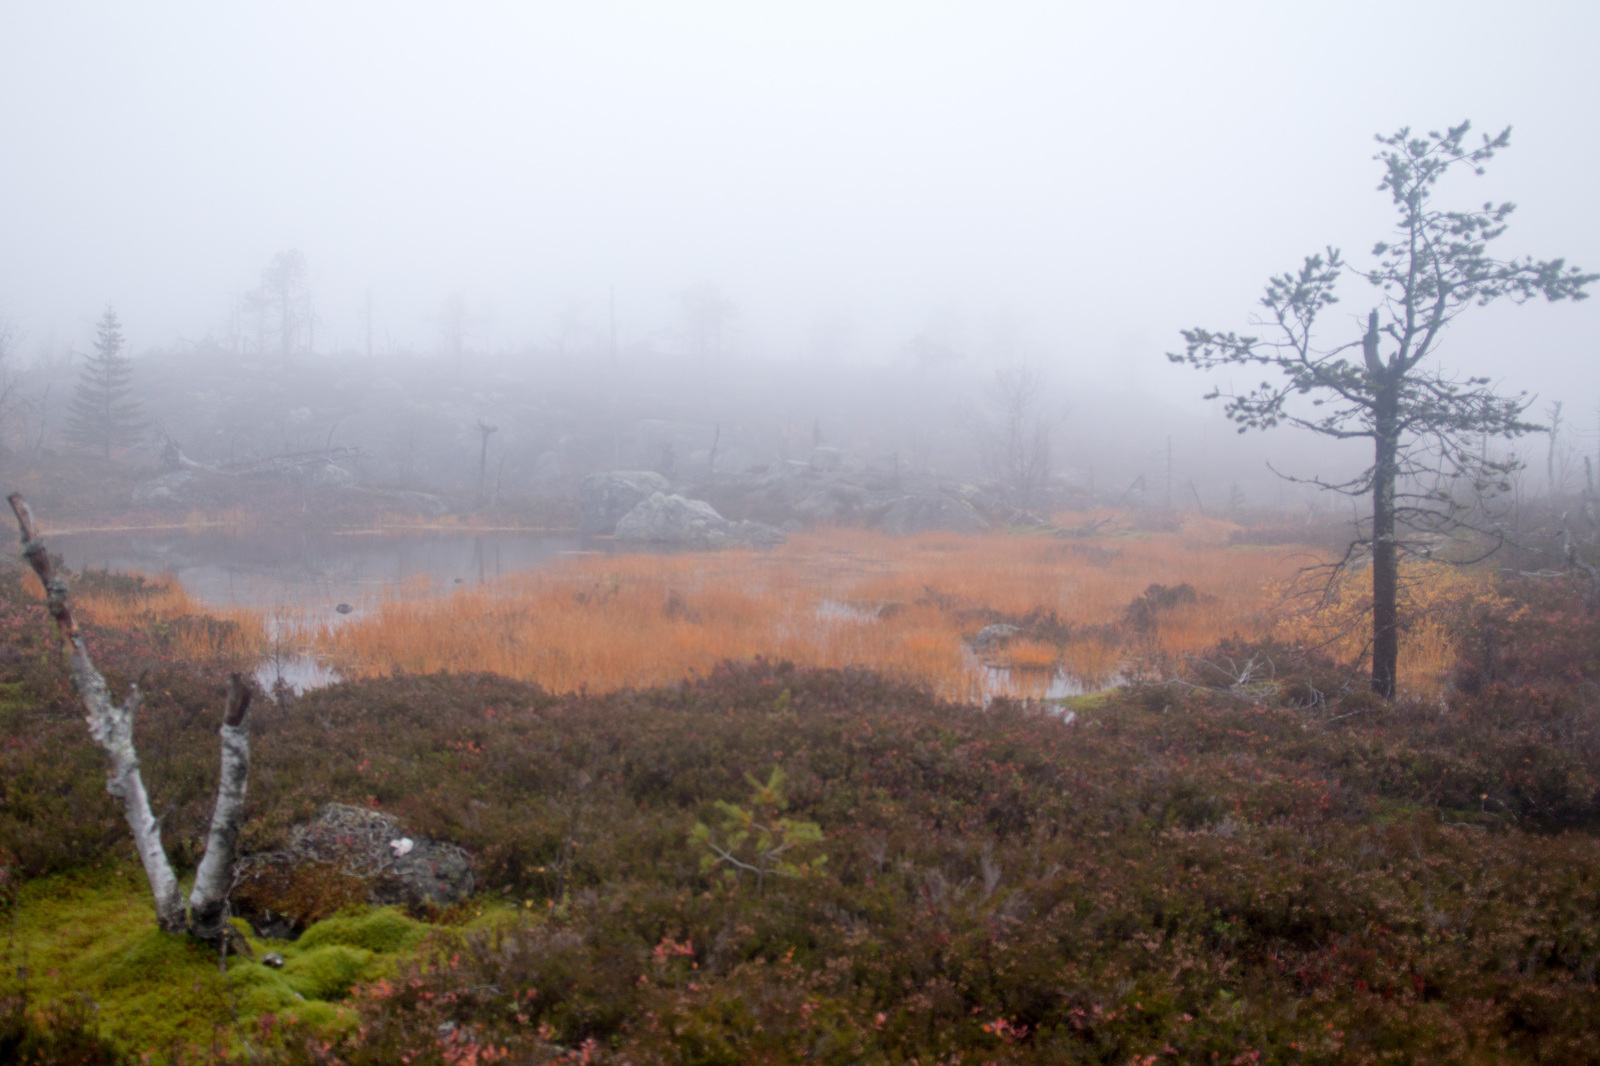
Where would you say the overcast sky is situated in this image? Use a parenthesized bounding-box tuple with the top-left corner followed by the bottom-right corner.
(2, 1, 1596, 411)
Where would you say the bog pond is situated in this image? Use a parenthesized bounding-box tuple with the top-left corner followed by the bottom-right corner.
(53, 527, 588, 611)
(48, 526, 1117, 703)
(52, 527, 592, 693)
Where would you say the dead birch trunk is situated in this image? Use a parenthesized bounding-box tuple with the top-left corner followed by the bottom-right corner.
(187, 674, 252, 943)
(8, 493, 254, 949)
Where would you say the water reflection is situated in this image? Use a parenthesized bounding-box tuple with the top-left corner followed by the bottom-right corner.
(255, 654, 341, 696)
(53, 528, 589, 694)
(52, 528, 585, 614)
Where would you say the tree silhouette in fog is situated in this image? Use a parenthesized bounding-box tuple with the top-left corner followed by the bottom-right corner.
(246, 249, 311, 365)
(65, 307, 143, 460)
(1172, 122, 1595, 697)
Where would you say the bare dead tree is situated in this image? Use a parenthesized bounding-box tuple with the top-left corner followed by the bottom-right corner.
(438, 291, 469, 372)
(8, 493, 254, 952)
(247, 249, 310, 369)
(984, 364, 1053, 509)
(475, 420, 498, 506)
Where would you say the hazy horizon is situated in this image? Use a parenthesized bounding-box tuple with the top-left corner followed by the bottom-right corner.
(3, 2, 1596, 419)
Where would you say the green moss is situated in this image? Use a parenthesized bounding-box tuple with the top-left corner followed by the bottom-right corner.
(227, 959, 305, 1014)
(295, 906, 425, 953)
(0, 869, 238, 1051)
(0, 865, 449, 1055)
(281, 944, 375, 999)
(1050, 688, 1126, 715)
(282, 999, 357, 1033)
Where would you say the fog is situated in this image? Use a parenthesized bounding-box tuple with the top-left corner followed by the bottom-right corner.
(1, 2, 1597, 509)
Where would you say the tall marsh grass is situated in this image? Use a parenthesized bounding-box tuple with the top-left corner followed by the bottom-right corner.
(24, 569, 268, 663)
(312, 515, 1314, 698)
(1273, 558, 1502, 693)
(33, 513, 1488, 698)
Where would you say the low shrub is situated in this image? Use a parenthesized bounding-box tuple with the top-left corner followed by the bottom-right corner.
(7, 569, 1600, 1061)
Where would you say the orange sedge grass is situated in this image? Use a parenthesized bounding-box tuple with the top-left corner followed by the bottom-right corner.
(312, 514, 1318, 699)
(1002, 639, 1060, 671)
(1274, 558, 1505, 696)
(21, 570, 270, 662)
(19, 511, 1481, 698)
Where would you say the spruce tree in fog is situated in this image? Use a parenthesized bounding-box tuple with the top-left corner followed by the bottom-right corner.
(66, 307, 143, 460)
(1172, 123, 1595, 697)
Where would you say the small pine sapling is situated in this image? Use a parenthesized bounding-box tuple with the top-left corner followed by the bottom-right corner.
(691, 766, 825, 894)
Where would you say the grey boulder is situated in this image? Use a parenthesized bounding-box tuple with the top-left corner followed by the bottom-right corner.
(970, 623, 1022, 655)
(882, 495, 991, 536)
(232, 803, 474, 937)
(579, 470, 672, 535)
(615, 492, 787, 550)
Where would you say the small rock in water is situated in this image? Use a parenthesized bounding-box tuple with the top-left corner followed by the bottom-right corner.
(335, 603, 354, 614)
(970, 623, 1021, 654)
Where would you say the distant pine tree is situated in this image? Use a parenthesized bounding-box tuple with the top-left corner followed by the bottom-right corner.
(65, 307, 143, 459)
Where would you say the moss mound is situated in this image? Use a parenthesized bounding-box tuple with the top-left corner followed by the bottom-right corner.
(0, 870, 437, 1056)
(294, 907, 425, 954)
(280, 945, 374, 1000)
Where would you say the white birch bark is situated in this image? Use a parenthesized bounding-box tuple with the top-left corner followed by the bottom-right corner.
(70, 647, 187, 931)
(187, 675, 252, 941)
(8, 493, 254, 941)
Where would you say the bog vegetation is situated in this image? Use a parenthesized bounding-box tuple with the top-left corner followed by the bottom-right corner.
(3, 513, 1600, 1064)
(40, 512, 1484, 703)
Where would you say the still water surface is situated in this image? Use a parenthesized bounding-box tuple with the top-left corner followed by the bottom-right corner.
(48, 528, 1108, 704)
(52, 528, 592, 693)
(52, 528, 586, 613)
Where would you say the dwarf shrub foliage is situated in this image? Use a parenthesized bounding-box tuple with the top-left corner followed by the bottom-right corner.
(6, 566, 1600, 1061)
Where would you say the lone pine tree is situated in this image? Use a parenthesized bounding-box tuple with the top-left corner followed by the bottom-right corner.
(1172, 122, 1595, 697)
(66, 307, 143, 459)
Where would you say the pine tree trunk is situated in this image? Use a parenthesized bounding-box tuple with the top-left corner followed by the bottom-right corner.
(1371, 393, 1400, 698)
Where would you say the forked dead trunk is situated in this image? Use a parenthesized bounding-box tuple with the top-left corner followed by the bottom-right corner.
(8, 493, 254, 950)
(188, 675, 253, 944)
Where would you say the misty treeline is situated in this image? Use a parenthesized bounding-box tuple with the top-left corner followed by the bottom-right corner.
(0, 248, 1578, 520)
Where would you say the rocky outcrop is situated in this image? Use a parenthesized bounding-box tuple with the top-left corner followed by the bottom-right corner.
(614, 492, 787, 550)
(881, 495, 991, 535)
(737, 470, 873, 524)
(695, 448, 1006, 536)
(578, 470, 672, 535)
(232, 803, 474, 938)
